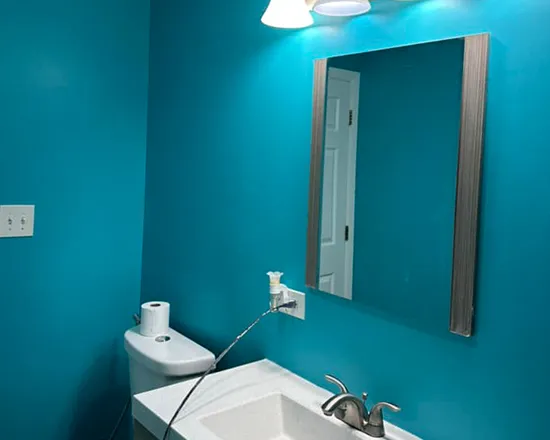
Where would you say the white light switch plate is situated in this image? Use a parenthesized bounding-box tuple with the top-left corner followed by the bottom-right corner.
(0, 205, 35, 238)
(280, 288, 306, 320)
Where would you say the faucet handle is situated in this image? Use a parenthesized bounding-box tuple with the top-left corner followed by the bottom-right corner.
(365, 402, 401, 438)
(369, 402, 401, 425)
(324, 374, 349, 394)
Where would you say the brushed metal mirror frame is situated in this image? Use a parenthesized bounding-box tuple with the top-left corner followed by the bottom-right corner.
(305, 34, 489, 337)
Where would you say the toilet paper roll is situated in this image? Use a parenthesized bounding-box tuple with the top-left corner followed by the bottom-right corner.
(140, 301, 170, 337)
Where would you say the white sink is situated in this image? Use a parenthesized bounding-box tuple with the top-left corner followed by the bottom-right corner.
(132, 359, 419, 440)
(200, 393, 356, 440)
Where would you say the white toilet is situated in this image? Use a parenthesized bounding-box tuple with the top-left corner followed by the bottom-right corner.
(124, 326, 215, 395)
(125, 325, 215, 439)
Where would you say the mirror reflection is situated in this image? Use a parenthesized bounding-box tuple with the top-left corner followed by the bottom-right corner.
(318, 38, 465, 311)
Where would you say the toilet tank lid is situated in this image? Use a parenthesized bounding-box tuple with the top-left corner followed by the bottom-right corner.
(124, 326, 215, 377)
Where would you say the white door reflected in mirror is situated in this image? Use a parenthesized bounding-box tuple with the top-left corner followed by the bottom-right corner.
(318, 68, 359, 300)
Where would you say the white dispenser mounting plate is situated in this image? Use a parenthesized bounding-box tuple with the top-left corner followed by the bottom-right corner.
(280, 288, 306, 320)
(0, 205, 35, 238)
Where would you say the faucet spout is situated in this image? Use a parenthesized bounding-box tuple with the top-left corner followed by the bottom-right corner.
(320, 374, 400, 438)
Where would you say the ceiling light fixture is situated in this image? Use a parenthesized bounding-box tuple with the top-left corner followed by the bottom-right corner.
(261, 0, 314, 29)
(313, 0, 372, 17)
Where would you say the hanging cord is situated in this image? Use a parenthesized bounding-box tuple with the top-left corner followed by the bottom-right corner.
(105, 313, 143, 440)
(106, 397, 131, 440)
(162, 301, 296, 440)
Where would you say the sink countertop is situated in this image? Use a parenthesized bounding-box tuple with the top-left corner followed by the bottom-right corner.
(133, 359, 420, 440)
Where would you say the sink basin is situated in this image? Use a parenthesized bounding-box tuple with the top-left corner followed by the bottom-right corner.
(200, 393, 355, 440)
(132, 359, 418, 440)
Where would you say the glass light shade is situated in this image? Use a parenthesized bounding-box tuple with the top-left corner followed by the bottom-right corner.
(313, 0, 371, 17)
(261, 0, 314, 28)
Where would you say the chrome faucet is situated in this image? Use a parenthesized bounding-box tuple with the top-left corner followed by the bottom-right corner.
(321, 374, 401, 438)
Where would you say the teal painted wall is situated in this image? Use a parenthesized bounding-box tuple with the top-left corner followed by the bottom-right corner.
(142, 0, 550, 439)
(0, 1, 150, 439)
(330, 40, 464, 332)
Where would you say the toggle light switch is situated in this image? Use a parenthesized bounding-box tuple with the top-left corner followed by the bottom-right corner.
(0, 205, 35, 238)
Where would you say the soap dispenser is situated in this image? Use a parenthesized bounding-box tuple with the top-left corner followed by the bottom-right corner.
(267, 271, 290, 311)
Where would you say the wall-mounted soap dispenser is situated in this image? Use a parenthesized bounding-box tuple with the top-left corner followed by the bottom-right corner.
(267, 271, 290, 311)
(267, 271, 306, 320)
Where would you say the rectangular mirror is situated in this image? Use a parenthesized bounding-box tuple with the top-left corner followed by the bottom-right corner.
(306, 35, 489, 337)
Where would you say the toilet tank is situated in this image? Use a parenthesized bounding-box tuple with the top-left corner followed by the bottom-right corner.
(124, 326, 215, 395)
